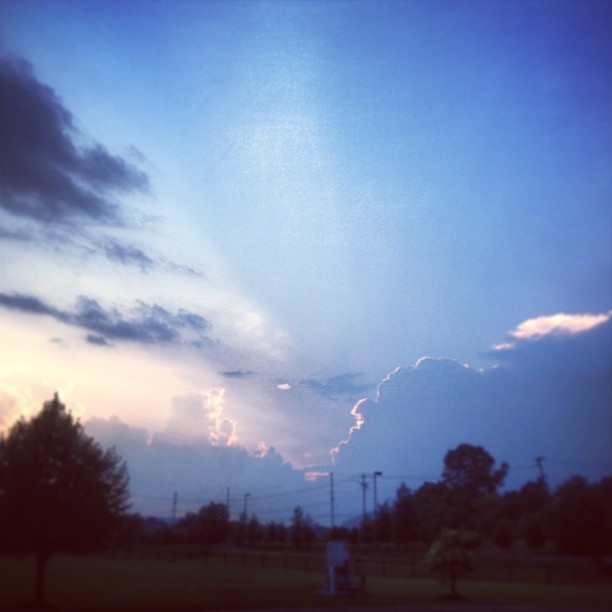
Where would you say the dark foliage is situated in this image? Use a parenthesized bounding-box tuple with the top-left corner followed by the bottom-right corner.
(550, 476, 612, 556)
(176, 502, 230, 545)
(0, 394, 129, 603)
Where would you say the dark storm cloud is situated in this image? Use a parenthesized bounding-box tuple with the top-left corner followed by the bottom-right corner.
(0, 55, 204, 278)
(0, 55, 148, 225)
(0, 292, 211, 347)
(300, 372, 372, 399)
(333, 318, 612, 494)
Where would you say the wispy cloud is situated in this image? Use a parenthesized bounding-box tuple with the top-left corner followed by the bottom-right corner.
(220, 370, 255, 380)
(85, 333, 112, 347)
(100, 239, 155, 273)
(0, 292, 211, 347)
(0, 55, 148, 226)
(276, 372, 374, 399)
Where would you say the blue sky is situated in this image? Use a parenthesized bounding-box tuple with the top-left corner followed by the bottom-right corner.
(0, 0, 610, 522)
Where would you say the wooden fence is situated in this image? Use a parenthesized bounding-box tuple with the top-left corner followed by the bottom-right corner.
(103, 545, 611, 586)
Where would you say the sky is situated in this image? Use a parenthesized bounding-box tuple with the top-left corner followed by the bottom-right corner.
(0, 0, 610, 524)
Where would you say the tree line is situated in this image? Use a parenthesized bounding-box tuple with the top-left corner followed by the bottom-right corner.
(1, 396, 611, 604)
(130, 442, 612, 559)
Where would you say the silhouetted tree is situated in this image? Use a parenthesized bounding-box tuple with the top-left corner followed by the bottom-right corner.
(442, 443, 508, 533)
(413, 481, 450, 543)
(0, 394, 129, 605)
(550, 476, 612, 556)
(426, 527, 477, 600)
(177, 502, 230, 545)
(392, 483, 418, 544)
(518, 477, 550, 512)
(492, 518, 515, 550)
(290, 505, 315, 548)
(522, 514, 549, 551)
(374, 501, 392, 544)
(246, 514, 263, 543)
(116, 512, 147, 546)
(517, 478, 551, 551)
(442, 443, 508, 496)
(359, 516, 374, 543)
(265, 520, 279, 543)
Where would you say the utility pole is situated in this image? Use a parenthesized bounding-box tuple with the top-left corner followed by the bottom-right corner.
(172, 492, 178, 524)
(359, 474, 368, 521)
(243, 492, 251, 518)
(329, 472, 336, 529)
(535, 456, 546, 481)
(226, 487, 231, 520)
(373, 471, 383, 518)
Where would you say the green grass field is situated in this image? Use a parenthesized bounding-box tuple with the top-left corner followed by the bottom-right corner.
(0, 554, 610, 611)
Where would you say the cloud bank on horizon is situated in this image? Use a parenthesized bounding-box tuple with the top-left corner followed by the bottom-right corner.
(332, 312, 612, 503)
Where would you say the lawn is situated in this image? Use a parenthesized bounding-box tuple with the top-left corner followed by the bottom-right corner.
(0, 554, 610, 611)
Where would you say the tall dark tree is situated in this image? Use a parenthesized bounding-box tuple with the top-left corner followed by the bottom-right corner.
(290, 505, 315, 548)
(442, 443, 508, 496)
(441, 444, 508, 533)
(0, 394, 129, 605)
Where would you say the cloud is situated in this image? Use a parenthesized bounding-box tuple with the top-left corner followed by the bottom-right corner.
(100, 239, 155, 273)
(494, 311, 612, 350)
(220, 370, 254, 379)
(165, 391, 237, 447)
(491, 312, 612, 376)
(0, 222, 32, 242)
(332, 312, 612, 502)
(86, 333, 112, 347)
(0, 292, 212, 347)
(0, 55, 148, 226)
(84, 415, 306, 521)
(283, 372, 373, 399)
(304, 373, 372, 398)
(0, 293, 61, 317)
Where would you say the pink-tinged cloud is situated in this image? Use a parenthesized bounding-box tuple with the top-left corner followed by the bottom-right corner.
(495, 311, 612, 350)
